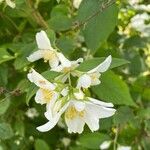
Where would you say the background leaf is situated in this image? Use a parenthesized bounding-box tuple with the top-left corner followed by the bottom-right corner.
(92, 71, 136, 106)
(77, 0, 118, 51)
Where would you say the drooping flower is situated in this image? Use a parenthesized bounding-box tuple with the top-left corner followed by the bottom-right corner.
(77, 55, 112, 89)
(37, 90, 116, 133)
(27, 30, 71, 68)
(0, 0, 15, 8)
(73, 0, 83, 9)
(27, 69, 58, 106)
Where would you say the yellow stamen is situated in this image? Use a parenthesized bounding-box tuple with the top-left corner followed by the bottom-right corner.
(41, 88, 54, 103)
(63, 67, 71, 73)
(65, 106, 84, 119)
(43, 50, 56, 62)
(90, 73, 98, 80)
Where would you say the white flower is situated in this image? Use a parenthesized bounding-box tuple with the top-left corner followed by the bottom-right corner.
(65, 96, 115, 133)
(117, 145, 132, 150)
(128, 0, 140, 5)
(99, 141, 112, 150)
(27, 30, 71, 68)
(77, 55, 112, 88)
(52, 57, 83, 82)
(134, 4, 150, 13)
(130, 13, 150, 37)
(36, 100, 70, 132)
(37, 90, 116, 133)
(0, 0, 15, 8)
(73, 0, 82, 9)
(27, 69, 58, 106)
(25, 108, 39, 119)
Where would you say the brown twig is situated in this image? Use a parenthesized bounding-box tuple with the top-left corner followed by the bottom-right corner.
(26, 0, 49, 29)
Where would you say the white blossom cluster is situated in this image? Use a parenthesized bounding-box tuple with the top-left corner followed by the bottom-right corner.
(27, 30, 116, 134)
(130, 13, 150, 37)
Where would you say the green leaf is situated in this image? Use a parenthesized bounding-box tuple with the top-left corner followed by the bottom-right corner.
(0, 123, 14, 140)
(142, 88, 150, 101)
(26, 84, 38, 105)
(13, 42, 36, 70)
(137, 108, 150, 119)
(77, 57, 129, 72)
(50, 4, 69, 18)
(0, 65, 8, 86)
(78, 133, 110, 149)
(142, 137, 150, 150)
(48, 15, 73, 31)
(0, 48, 15, 64)
(34, 139, 50, 150)
(113, 106, 134, 125)
(14, 121, 25, 137)
(92, 71, 136, 106)
(57, 36, 75, 56)
(0, 98, 10, 115)
(77, 0, 118, 50)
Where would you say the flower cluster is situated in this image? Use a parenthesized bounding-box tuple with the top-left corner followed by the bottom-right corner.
(27, 30, 116, 134)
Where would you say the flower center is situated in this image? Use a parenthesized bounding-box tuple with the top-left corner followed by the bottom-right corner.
(65, 106, 84, 120)
(43, 50, 56, 62)
(63, 67, 71, 73)
(41, 88, 54, 103)
(90, 73, 100, 80)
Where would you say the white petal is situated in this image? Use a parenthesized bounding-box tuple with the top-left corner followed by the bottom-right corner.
(51, 65, 63, 72)
(49, 55, 59, 68)
(73, 0, 82, 9)
(27, 50, 43, 62)
(65, 117, 85, 134)
(27, 69, 55, 90)
(83, 105, 100, 132)
(86, 102, 116, 119)
(56, 52, 71, 67)
(77, 74, 91, 88)
(90, 72, 101, 86)
(117, 146, 131, 150)
(61, 87, 69, 97)
(91, 78, 101, 86)
(88, 97, 114, 107)
(100, 141, 112, 150)
(46, 101, 70, 120)
(35, 89, 45, 104)
(88, 55, 112, 73)
(36, 30, 52, 50)
(37, 102, 69, 132)
(6, 0, 15, 8)
(71, 58, 83, 66)
(74, 90, 84, 100)
(36, 118, 58, 132)
(72, 100, 85, 112)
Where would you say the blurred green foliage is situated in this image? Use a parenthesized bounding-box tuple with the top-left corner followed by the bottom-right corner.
(0, 0, 150, 150)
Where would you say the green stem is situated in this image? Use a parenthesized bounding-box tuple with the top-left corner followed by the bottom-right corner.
(68, 73, 71, 86)
(113, 125, 119, 150)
